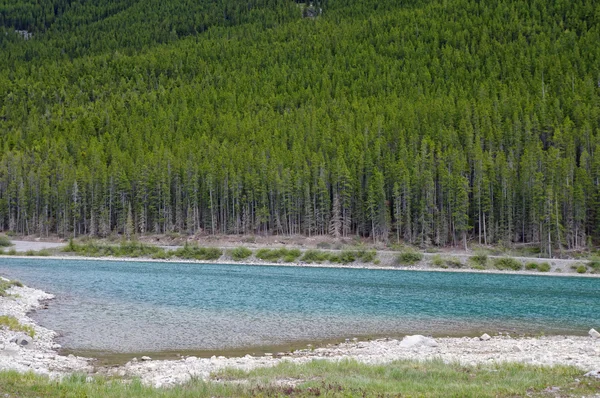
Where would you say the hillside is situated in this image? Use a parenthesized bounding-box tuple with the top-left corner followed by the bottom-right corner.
(0, 0, 599, 255)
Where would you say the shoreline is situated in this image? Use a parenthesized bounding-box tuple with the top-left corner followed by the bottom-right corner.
(0, 279, 598, 387)
(2, 253, 600, 278)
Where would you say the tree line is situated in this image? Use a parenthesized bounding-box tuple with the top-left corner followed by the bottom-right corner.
(0, 0, 599, 255)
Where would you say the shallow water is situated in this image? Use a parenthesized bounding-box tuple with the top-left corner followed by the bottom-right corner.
(0, 258, 598, 354)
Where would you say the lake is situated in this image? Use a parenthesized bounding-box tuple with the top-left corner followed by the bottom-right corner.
(0, 257, 599, 357)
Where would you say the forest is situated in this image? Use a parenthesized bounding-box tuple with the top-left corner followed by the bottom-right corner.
(0, 0, 599, 255)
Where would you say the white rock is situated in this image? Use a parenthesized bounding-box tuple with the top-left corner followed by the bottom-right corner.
(589, 328, 600, 339)
(399, 335, 438, 349)
(480, 333, 491, 341)
(9, 334, 33, 347)
(584, 370, 600, 379)
(141, 356, 152, 361)
(185, 356, 197, 362)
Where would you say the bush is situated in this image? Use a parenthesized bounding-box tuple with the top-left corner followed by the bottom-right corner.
(0, 236, 12, 247)
(358, 250, 377, 263)
(172, 245, 222, 261)
(537, 262, 551, 272)
(255, 248, 301, 262)
(445, 257, 463, 268)
(470, 252, 488, 267)
(229, 247, 253, 261)
(588, 257, 600, 271)
(396, 251, 423, 265)
(430, 255, 444, 267)
(7, 248, 16, 255)
(316, 242, 331, 249)
(576, 265, 587, 274)
(493, 257, 522, 271)
(301, 250, 330, 263)
(525, 262, 538, 270)
(0, 279, 23, 297)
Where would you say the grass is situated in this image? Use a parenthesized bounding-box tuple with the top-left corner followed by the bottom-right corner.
(301, 249, 331, 263)
(493, 257, 522, 271)
(0, 279, 23, 297)
(170, 244, 222, 261)
(1, 360, 598, 397)
(588, 257, 600, 273)
(0, 315, 35, 338)
(576, 264, 587, 274)
(395, 251, 423, 265)
(228, 246, 253, 261)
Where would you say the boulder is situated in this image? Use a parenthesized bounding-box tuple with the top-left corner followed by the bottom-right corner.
(584, 370, 600, 379)
(589, 328, 600, 339)
(399, 335, 438, 349)
(9, 334, 33, 347)
(141, 356, 152, 361)
(480, 333, 491, 341)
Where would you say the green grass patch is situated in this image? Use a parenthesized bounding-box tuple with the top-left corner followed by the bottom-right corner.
(588, 257, 600, 272)
(395, 251, 423, 265)
(430, 254, 445, 267)
(0, 315, 35, 338)
(64, 240, 166, 258)
(445, 257, 463, 268)
(493, 257, 522, 271)
(228, 247, 253, 261)
(1, 359, 599, 397)
(576, 264, 587, 274)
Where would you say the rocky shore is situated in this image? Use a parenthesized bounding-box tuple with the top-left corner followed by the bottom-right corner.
(1, 279, 599, 388)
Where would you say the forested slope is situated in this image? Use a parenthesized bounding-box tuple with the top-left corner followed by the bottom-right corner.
(0, 0, 599, 254)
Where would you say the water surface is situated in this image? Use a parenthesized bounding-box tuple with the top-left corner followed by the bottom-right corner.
(0, 258, 598, 355)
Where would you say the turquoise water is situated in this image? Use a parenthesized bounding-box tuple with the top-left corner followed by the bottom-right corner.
(0, 258, 599, 353)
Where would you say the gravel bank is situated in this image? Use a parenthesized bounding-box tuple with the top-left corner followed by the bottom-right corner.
(1, 279, 598, 387)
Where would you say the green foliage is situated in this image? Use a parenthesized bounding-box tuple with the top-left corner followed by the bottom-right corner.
(0, 315, 35, 337)
(395, 251, 423, 265)
(171, 245, 222, 261)
(537, 262, 551, 272)
(430, 255, 445, 267)
(301, 250, 330, 263)
(255, 248, 300, 262)
(469, 253, 488, 267)
(64, 241, 165, 258)
(229, 247, 253, 261)
(0, 0, 597, 254)
(525, 262, 538, 270)
(493, 258, 522, 271)
(576, 265, 587, 274)
(588, 257, 600, 272)
(445, 257, 463, 268)
(0, 236, 12, 247)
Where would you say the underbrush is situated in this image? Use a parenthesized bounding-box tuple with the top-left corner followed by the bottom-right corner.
(228, 247, 253, 261)
(300, 249, 377, 264)
(493, 257, 522, 271)
(395, 251, 423, 265)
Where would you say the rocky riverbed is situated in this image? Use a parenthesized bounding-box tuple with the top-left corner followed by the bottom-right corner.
(1, 279, 599, 387)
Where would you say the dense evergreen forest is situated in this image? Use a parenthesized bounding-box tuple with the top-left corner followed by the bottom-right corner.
(0, 0, 599, 254)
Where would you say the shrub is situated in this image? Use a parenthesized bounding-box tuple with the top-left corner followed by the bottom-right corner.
(430, 255, 444, 267)
(339, 251, 357, 264)
(525, 262, 538, 270)
(576, 265, 587, 274)
(172, 245, 222, 261)
(7, 248, 16, 255)
(301, 250, 330, 263)
(282, 249, 301, 263)
(493, 257, 522, 271)
(25, 250, 35, 256)
(396, 251, 423, 265)
(445, 257, 463, 268)
(0, 236, 12, 247)
(588, 257, 600, 271)
(316, 242, 331, 249)
(358, 250, 377, 263)
(229, 247, 253, 261)
(470, 252, 488, 267)
(36, 249, 51, 256)
(537, 262, 551, 272)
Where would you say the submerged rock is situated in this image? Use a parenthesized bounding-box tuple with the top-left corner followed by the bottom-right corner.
(589, 328, 600, 339)
(399, 335, 438, 349)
